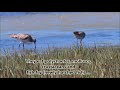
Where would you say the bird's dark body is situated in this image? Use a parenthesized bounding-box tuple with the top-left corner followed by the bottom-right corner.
(73, 31, 86, 47)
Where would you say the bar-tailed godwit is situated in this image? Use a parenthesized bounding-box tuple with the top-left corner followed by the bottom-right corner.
(9, 34, 36, 49)
(73, 31, 86, 47)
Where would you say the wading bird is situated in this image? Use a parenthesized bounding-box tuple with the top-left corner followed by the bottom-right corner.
(9, 34, 36, 49)
(73, 31, 86, 47)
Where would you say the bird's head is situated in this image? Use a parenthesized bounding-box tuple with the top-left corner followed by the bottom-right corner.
(73, 31, 84, 35)
(73, 31, 79, 35)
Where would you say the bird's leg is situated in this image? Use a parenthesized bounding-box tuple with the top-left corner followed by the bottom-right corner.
(23, 43, 24, 49)
(77, 39, 79, 47)
(33, 39, 36, 49)
(80, 39, 82, 48)
(19, 43, 21, 48)
(19, 42, 22, 48)
(34, 42, 36, 49)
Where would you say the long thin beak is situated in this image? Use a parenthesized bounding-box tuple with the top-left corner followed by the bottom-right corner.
(34, 42, 36, 49)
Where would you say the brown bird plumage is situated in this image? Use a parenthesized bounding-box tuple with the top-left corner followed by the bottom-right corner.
(73, 31, 86, 47)
(9, 34, 32, 40)
(9, 34, 36, 49)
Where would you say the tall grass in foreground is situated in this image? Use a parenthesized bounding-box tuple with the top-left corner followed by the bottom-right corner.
(0, 45, 120, 78)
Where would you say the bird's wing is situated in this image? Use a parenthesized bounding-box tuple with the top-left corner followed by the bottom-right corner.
(17, 34, 32, 40)
(9, 34, 32, 40)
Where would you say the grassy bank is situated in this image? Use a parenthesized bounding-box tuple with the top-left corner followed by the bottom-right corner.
(0, 45, 120, 78)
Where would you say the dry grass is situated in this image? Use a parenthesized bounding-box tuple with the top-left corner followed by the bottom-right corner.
(0, 45, 120, 78)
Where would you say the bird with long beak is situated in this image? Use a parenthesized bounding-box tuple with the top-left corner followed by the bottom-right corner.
(9, 34, 36, 49)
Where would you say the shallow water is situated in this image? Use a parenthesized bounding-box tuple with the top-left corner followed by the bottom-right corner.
(0, 12, 120, 54)
(0, 29, 119, 51)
